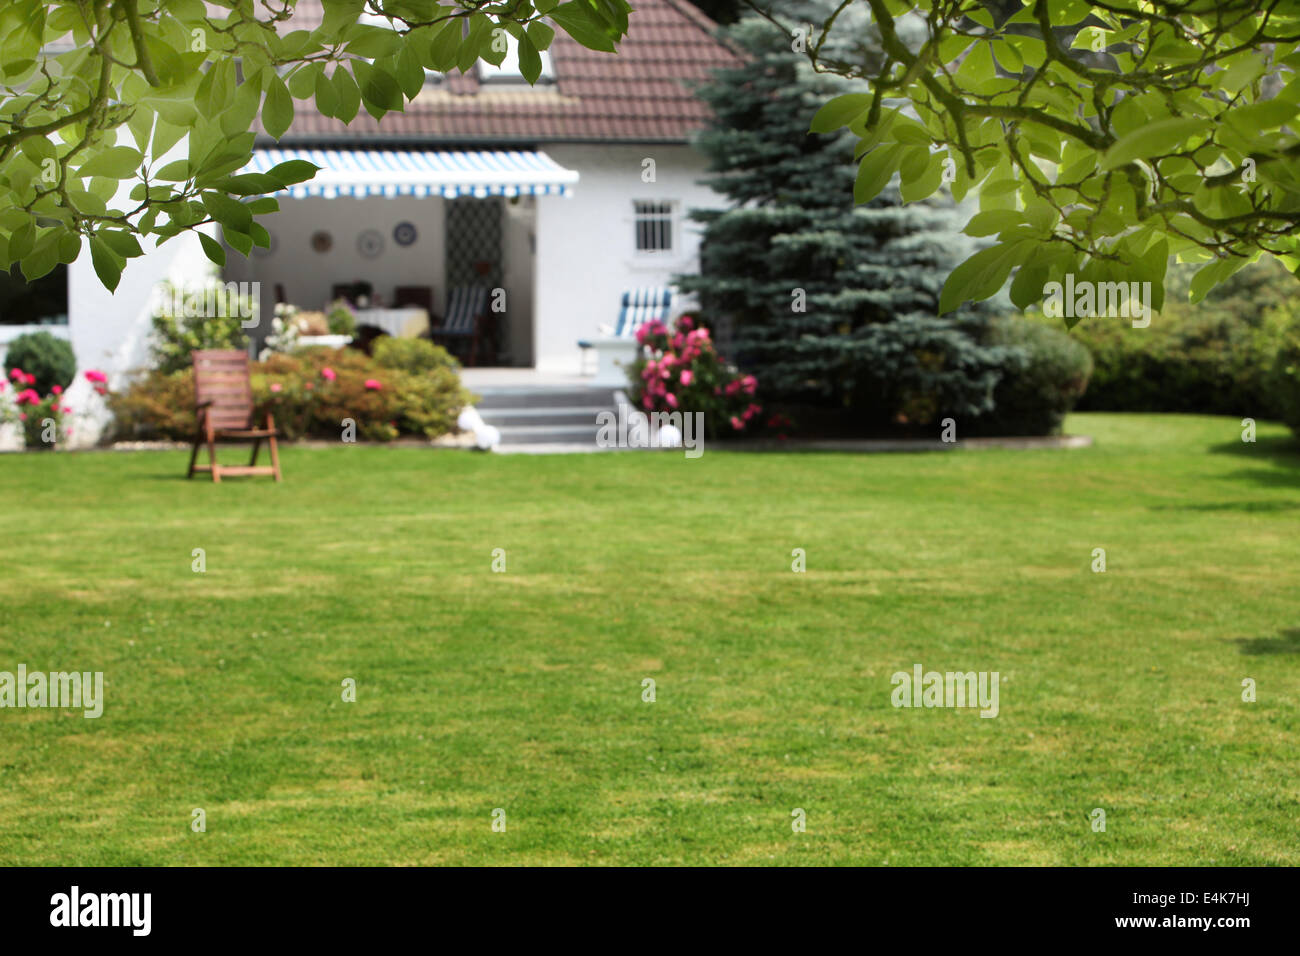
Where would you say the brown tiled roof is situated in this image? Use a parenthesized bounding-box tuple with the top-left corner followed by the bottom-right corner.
(268, 0, 740, 145)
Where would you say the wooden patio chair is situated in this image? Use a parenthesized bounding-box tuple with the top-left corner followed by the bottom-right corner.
(186, 349, 282, 483)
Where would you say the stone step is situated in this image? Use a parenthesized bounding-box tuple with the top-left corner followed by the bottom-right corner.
(472, 387, 618, 410)
(495, 423, 602, 445)
(477, 406, 609, 427)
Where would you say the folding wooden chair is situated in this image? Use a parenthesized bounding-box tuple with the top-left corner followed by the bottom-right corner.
(430, 286, 490, 366)
(186, 350, 282, 483)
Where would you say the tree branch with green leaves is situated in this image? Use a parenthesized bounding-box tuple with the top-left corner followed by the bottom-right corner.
(0, 0, 630, 290)
(752, 0, 1300, 319)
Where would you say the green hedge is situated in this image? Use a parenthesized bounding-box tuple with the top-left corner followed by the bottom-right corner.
(971, 316, 1093, 436)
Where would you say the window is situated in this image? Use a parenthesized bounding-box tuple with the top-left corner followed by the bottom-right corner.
(634, 201, 674, 254)
(0, 265, 67, 326)
(479, 35, 555, 83)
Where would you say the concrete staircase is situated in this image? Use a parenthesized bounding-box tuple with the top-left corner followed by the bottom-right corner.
(472, 384, 619, 450)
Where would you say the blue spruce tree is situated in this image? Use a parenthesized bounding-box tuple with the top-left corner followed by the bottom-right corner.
(677, 8, 1015, 430)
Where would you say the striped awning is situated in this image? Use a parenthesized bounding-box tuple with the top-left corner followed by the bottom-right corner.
(242, 149, 579, 199)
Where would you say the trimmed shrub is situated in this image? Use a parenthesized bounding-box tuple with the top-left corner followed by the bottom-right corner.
(1267, 318, 1300, 440)
(1067, 257, 1293, 417)
(972, 317, 1093, 436)
(372, 337, 459, 377)
(149, 279, 253, 374)
(110, 348, 474, 442)
(4, 331, 76, 396)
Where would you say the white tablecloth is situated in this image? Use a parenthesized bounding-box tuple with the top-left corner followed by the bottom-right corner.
(353, 307, 428, 338)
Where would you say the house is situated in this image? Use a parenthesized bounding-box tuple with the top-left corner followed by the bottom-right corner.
(1, 0, 739, 402)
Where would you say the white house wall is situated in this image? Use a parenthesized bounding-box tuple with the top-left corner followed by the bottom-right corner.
(533, 143, 718, 374)
(68, 229, 211, 382)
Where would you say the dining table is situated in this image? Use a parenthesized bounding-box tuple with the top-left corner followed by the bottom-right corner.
(352, 307, 430, 338)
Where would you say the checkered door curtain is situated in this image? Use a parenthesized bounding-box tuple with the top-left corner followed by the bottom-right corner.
(445, 197, 504, 362)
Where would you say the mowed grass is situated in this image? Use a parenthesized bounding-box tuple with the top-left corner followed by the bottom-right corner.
(0, 412, 1297, 866)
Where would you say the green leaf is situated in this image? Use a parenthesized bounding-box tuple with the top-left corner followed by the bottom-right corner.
(353, 60, 404, 117)
(97, 229, 142, 259)
(76, 147, 143, 179)
(1099, 118, 1210, 172)
(331, 66, 362, 124)
(964, 209, 1024, 237)
(89, 237, 123, 292)
(527, 21, 556, 51)
(197, 230, 226, 267)
(314, 67, 341, 118)
(344, 24, 405, 59)
(517, 33, 543, 85)
(262, 73, 294, 140)
(939, 240, 1033, 314)
(265, 160, 319, 187)
(810, 93, 872, 133)
(853, 144, 904, 204)
(550, 1, 618, 53)
(201, 191, 253, 233)
(428, 20, 463, 72)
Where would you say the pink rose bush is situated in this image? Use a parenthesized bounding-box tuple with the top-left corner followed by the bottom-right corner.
(628, 315, 761, 435)
(1, 366, 108, 449)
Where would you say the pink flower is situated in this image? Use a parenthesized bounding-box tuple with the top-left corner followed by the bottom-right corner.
(321, 367, 336, 381)
(24, 373, 35, 386)
(9, 367, 23, 381)
(665, 392, 678, 408)
(0, 381, 6, 393)
(730, 416, 743, 431)
(83, 369, 107, 384)
(678, 316, 694, 332)
(642, 395, 654, 411)
(679, 370, 693, 387)
(364, 379, 382, 390)
(270, 383, 282, 393)
(62, 406, 71, 414)
(51, 385, 62, 395)
(741, 375, 758, 395)
(50, 404, 60, 413)
(18, 413, 26, 421)
(15, 388, 39, 405)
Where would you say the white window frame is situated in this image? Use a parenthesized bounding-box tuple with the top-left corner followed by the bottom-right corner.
(630, 200, 677, 258)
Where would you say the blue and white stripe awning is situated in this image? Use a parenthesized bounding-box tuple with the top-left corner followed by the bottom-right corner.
(242, 149, 579, 199)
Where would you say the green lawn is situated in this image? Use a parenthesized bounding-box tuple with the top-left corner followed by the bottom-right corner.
(0, 412, 1296, 866)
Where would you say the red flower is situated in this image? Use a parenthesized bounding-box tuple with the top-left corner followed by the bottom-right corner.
(51, 385, 62, 395)
(364, 379, 382, 390)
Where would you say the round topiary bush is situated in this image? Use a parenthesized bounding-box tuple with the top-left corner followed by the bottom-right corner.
(974, 317, 1094, 436)
(4, 331, 76, 396)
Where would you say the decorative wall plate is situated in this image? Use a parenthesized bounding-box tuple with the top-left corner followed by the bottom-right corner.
(393, 221, 418, 247)
(357, 229, 385, 259)
(311, 230, 333, 253)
